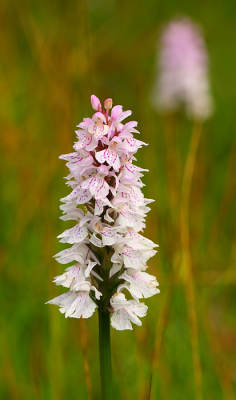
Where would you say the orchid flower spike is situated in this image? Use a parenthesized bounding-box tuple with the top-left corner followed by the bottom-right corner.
(47, 95, 159, 331)
(152, 17, 213, 121)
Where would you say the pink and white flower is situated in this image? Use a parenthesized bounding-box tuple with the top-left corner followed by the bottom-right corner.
(110, 293, 148, 330)
(57, 223, 88, 244)
(96, 139, 121, 171)
(81, 165, 110, 200)
(118, 270, 160, 299)
(46, 287, 101, 319)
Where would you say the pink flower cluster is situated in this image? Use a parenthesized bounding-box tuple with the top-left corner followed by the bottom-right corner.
(47, 95, 159, 331)
(153, 17, 213, 120)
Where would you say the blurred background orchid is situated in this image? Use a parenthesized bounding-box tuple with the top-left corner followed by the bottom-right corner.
(1, 1, 236, 400)
(153, 17, 213, 120)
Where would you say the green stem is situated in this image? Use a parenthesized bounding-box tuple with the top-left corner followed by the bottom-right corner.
(99, 305, 112, 400)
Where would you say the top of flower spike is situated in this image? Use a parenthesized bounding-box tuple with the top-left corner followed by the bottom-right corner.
(72, 95, 145, 175)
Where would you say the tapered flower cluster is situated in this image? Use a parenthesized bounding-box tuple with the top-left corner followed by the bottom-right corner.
(152, 17, 213, 120)
(47, 95, 159, 330)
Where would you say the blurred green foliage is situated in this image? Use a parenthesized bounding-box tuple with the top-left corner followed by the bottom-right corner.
(0, 0, 236, 399)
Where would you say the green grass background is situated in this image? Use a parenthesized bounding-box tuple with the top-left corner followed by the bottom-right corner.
(1, 0, 236, 399)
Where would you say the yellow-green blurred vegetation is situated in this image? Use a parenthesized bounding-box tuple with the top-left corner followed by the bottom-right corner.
(1, 0, 236, 399)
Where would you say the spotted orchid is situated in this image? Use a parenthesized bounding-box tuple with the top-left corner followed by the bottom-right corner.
(47, 95, 159, 331)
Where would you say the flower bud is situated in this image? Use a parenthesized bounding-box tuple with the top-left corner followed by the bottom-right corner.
(104, 98, 113, 110)
(91, 95, 101, 111)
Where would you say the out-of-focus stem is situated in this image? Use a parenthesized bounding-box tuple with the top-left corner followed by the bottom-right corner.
(99, 305, 112, 400)
(164, 113, 180, 231)
(180, 121, 203, 400)
(180, 122, 202, 252)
